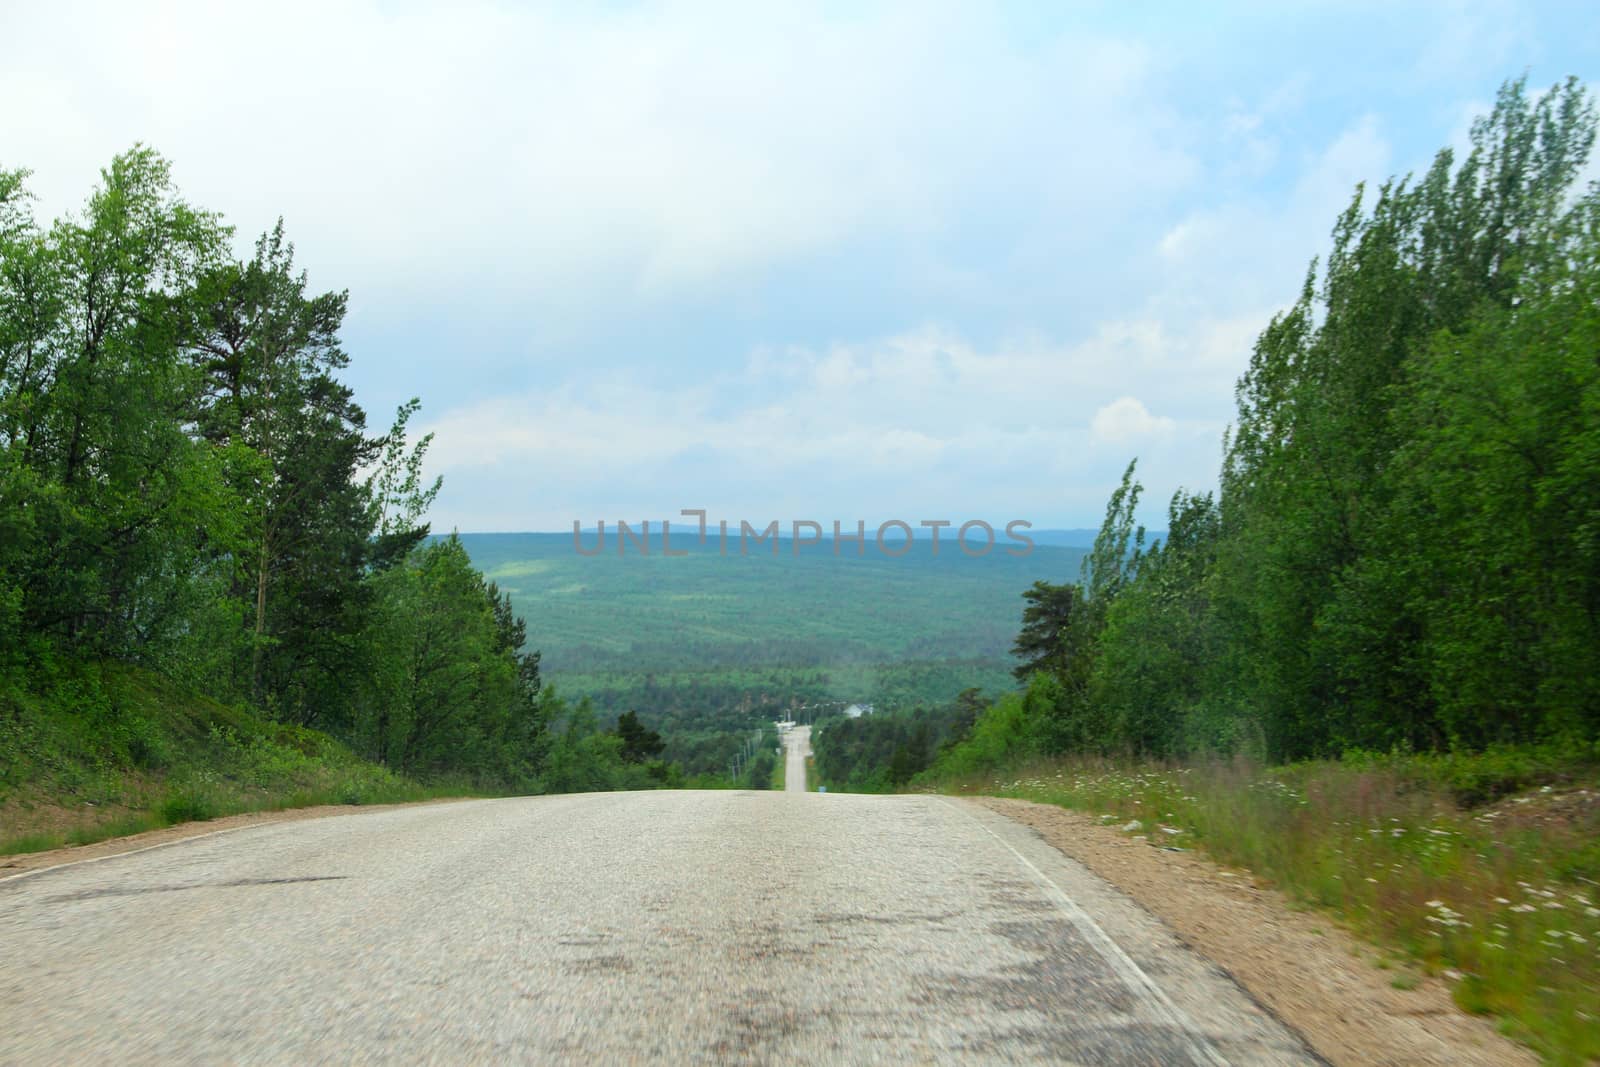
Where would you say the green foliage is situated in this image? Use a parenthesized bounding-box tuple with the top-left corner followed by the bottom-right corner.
(158, 789, 219, 826)
(551, 660, 1012, 777)
(613, 711, 665, 764)
(0, 662, 438, 852)
(1392, 248, 1600, 748)
(1214, 76, 1599, 758)
(0, 147, 684, 819)
(1090, 490, 1231, 757)
(922, 676, 1055, 781)
(367, 397, 442, 561)
(532, 690, 667, 794)
(1, 147, 236, 662)
(1010, 581, 1085, 683)
(806, 690, 993, 792)
(939, 75, 1600, 774)
(363, 536, 518, 776)
(1080, 460, 1145, 612)
(1339, 743, 1600, 808)
(442, 530, 1082, 778)
(745, 748, 776, 790)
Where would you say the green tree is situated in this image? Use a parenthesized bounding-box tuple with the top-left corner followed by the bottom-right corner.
(1218, 76, 1597, 757)
(1392, 201, 1600, 745)
(190, 221, 361, 701)
(614, 711, 665, 763)
(2, 147, 237, 660)
(365, 536, 516, 774)
(1010, 581, 1085, 683)
(1081, 460, 1145, 615)
(1090, 491, 1225, 756)
(746, 748, 776, 790)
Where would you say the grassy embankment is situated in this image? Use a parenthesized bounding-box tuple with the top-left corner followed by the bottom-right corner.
(1, 663, 463, 856)
(939, 749, 1599, 1064)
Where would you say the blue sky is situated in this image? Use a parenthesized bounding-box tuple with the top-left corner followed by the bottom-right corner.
(4, 1, 1596, 530)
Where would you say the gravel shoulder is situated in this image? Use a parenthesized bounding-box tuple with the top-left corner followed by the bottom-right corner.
(976, 796, 1536, 1067)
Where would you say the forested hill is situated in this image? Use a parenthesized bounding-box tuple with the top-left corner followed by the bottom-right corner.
(451, 531, 1090, 674)
(448, 531, 1090, 773)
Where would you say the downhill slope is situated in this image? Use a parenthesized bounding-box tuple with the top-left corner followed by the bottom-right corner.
(0, 791, 1310, 1064)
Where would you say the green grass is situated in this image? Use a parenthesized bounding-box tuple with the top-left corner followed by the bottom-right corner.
(0, 662, 471, 857)
(940, 753, 1600, 1065)
(0, 831, 61, 855)
(157, 789, 218, 826)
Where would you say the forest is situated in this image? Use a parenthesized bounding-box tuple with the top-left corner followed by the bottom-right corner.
(810, 690, 986, 792)
(0, 149, 681, 810)
(925, 77, 1600, 771)
(448, 530, 1075, 776)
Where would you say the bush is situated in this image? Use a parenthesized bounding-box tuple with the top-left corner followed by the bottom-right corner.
(1340, 744, 1599, 808)
(923, 688, 1035, 781)
(158, 789, 219, 825)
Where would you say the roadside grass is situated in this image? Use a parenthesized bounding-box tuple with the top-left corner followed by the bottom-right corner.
(1, 664, 476, 858)
(939, 750, 1600, 1065)
(0, 831, 62, 855)
(1, 768, 466, 859)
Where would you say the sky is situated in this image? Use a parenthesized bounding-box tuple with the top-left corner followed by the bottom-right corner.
(3, 1, 1596, 531)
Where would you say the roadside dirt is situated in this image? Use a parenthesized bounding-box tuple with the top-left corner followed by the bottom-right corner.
(979, 796, 1536, 1067)
(0, 798, 471, 880)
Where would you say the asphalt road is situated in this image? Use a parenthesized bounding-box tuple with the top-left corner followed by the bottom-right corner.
(0, 791, 1316, 1065)
(784, 724, 811, 793)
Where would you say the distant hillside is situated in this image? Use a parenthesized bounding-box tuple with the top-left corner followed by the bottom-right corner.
(450, 531, 1089, 768)
(454, 531, 1088, 676)
(563, 527, 1160, 548)
(1029, 528, 1165, 548)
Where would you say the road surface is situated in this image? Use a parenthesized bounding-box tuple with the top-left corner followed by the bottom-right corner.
(0, 792, 1315, 1064)
(784, 724, 810, 793)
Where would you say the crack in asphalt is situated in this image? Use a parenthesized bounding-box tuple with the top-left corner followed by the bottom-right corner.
(42, 875, 348, 903)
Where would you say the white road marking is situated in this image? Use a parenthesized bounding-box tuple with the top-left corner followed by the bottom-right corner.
(939, 797, 1231, 1067)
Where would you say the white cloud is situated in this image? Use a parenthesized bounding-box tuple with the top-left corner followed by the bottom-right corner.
(4, 2, 1574, 532)
(1090, 397, 1176, 444)
(0, 2, 1193, 316)
(418, 319, 1239, 530)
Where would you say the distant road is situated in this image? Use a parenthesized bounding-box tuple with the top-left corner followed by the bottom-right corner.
(0, 793, 1313, 1064)
(784, 724, 811, 793)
